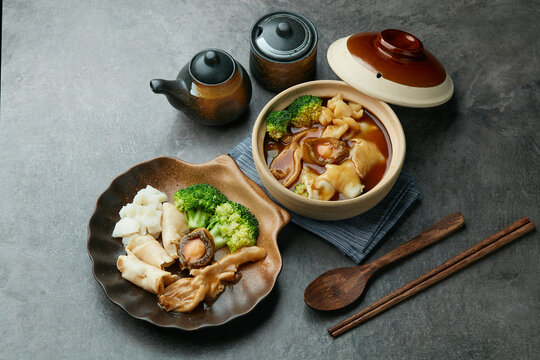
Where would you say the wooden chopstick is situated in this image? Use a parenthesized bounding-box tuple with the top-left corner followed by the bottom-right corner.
(329, 217, 535, 338)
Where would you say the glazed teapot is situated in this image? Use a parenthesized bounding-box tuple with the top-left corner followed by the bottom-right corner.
(150, 49, 252, 126)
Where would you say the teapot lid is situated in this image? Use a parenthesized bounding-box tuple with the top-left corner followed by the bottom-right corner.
(327, 29, 454, 107)
(190, 49, 235, 84)
(250, 11, 317, 62)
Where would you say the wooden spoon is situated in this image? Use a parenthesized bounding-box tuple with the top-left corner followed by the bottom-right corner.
(304, 212, 465, 311)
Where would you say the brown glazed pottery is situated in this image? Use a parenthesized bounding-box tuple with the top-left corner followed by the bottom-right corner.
(150, 49, 252, 126)
(88, 155, 289, 329)
(249, 11, 318, 92)
(347, 29, 447, 87)
(327, 29, 453, 107)
(252, 80, 406, 220)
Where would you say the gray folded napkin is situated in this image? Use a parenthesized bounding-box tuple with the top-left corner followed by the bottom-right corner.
(229, 136, 420, 263)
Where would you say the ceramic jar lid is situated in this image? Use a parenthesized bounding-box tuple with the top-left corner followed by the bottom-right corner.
(327, 29, 453, 107)
(251, 11, 316, 62)
(189, 49, 235, 84)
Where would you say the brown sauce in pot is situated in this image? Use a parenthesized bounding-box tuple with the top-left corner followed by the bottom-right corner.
(264, 103, 392, 200)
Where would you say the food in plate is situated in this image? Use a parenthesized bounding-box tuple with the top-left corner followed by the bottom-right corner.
(207, 201, 259, 252)
(174, 183, 228, 229)
(117, 251, 177, 294)
(112, 185, 167, 243)
(161, 202, 189, 259)
(159, 246, 267, 312)
(111, 184, 265, 313)
(264, 94, 391, 200)
(178, 228, 215, 270)
(125, 234, 175, 270)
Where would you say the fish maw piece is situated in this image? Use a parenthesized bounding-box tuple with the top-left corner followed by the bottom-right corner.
(318, 106, 334, 126)
(348, 101, 362, 112)
(336, 117, 362, 141)
(350, 140, 386, 179)
(112, 217, 140, 238)
(161, 203, 189, 259)
(298, 166, 319, 199)
(322, 122, 348, 139)
(348, 102, 364, 119)
(300, 166, 319, 187)
(117, 253, 177, 294)
(158, 246, 267, 313)
(326, 94, 343, 111)
(311, 178, 336, 200)
(334, 117, 361, 132)
(122, 234, 137, 247)
(319, 160, 364, 198)
(331, 99, 354, 118)
(269, 141, 303, 188)
(126, 234, 175, 269)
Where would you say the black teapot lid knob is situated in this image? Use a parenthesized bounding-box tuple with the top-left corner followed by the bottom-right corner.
(204, 51, 219, 65)
(251, 11, 317, 62)
(190, 49, 235, 84)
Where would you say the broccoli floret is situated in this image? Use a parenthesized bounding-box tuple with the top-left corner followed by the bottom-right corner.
(207, 201, 259, 253)
(288, 95, 323, 128)
(293, 183, 308, 197)
(265, 110, 292, 141)
(174, 184, 228, 229)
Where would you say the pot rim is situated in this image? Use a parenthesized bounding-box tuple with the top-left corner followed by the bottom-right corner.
(251, 80, 406, 210)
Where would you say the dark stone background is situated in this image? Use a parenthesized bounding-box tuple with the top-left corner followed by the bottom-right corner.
(1, 1, 538, 359)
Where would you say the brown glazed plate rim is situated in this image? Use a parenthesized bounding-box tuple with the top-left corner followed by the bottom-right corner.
(87, 155, 290, 330)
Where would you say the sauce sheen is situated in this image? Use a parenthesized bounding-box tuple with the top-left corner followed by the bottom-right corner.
(264, 101, 392, 200)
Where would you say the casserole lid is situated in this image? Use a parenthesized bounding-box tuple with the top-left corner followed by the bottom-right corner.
(327, 29, 453, 107)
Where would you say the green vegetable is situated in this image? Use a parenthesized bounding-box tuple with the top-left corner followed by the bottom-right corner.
(293, 183, 308, 197)
(174, 184, 228, 229)
(288, 95, 323, 128)
(265, 110, 292, 141)
(207, 201, 259, 253)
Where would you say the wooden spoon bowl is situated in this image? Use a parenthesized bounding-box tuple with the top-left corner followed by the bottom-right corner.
(304, 212, 465, 311)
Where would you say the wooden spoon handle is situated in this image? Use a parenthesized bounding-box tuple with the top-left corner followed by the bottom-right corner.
(366, 212, 465, 273)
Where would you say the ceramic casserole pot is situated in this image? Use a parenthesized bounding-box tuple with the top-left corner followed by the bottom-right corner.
(251, 29, 453, 220)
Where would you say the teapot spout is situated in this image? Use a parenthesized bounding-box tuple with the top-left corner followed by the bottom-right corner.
(150, 78, 188, 110)
(150, 79, 177, 95)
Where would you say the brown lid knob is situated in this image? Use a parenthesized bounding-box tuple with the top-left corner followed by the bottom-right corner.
(377, 29, 424, 61)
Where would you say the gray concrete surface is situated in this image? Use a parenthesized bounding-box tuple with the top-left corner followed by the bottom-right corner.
(1, 1, 539, 359)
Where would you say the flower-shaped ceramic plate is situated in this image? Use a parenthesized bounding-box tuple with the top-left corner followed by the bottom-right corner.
(88, 155, 290, 330)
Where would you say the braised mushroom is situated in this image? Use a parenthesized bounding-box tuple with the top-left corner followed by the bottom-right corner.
(302, 137, 349, 166)
(178, 228, 215, 270)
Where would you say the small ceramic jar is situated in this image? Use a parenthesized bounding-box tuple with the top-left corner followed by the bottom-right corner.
(249, 11, 318, 92)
